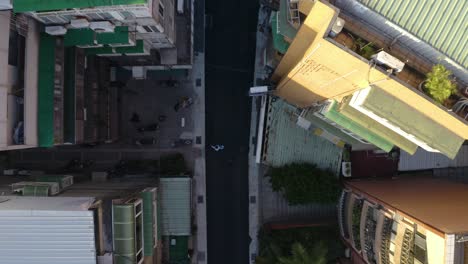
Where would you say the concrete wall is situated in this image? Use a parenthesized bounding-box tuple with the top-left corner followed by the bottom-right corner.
(346, 177, 468, 234)
(23, 17, 39, 147)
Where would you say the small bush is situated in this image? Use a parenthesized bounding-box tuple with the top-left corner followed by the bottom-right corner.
(424, 64, 456, 104)
(267, 163, 340, 205)
(159, 153, 188, 175)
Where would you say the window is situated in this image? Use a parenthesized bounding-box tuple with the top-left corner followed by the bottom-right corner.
(158, 2, 164, 18)
(414, 233, 427, 264)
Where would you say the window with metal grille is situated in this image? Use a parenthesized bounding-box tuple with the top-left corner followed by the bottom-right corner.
(158, 3, 164, 18)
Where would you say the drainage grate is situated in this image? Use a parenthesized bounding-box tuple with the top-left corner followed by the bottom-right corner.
(196, 136, 202, 144)
(197, 195, 204, 204)
(250, 196, 256, 204)
(196, 78, 202, 87)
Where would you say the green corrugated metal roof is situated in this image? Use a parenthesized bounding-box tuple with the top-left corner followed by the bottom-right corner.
(358, 0, 468, 68)
(38, 34, 56, 147)
(362, 86, 464, 159)
(271, 12, 290, 54)
(140, 191, 155, 256)
(167, 236, 190, 264)
(63, 48, 76, 143)
(160, 177, 191, 236)
(324, 100, 394, 152)
(64, 27, 130, 47)
(14, 0, 147, 12)
(264, 98, 342, 175)
(113, 204, 137, 264)
(338, 96, 418, 155)
(84, 46, 115, 55)
(303, 111, 362, 145)
(22, 186, 49, 196)
(278, 0, 298, 40)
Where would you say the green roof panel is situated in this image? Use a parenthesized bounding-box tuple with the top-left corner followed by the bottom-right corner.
(358, 0, 468, 68)
(37, 34, 56, 147)
(96, 26, 130, 45)
(14, 0, 147, 12)
(64, 28, 95, 47)
(303, 111, 362, 145)
(160, 178, 191, 236)
(324, 100, 394, 152)
(278, 0, 299, 40)
(362, 86, 464, 159)
(64, 27, 130, 47)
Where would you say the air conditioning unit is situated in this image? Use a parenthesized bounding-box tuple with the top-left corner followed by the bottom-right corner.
(330, 17, 345, 38)
(35, 175, 74, 189)
(0, 0, 12, 10)
(11, 181, 61, 196)
(45, 26, 67, 36)
(296, 116, 312, 130)
(90, 21, 115, 33)
(342, 162, 352, 177)
(109, 11, 125, 21)
(371, 51, 405, 73)
(70, 18, 90, 28)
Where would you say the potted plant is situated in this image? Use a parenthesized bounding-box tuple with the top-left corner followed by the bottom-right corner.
(420, 64, 457, 105)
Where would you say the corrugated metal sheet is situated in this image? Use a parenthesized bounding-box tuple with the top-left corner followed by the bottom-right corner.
(263, 98, 342, 174)
(37, 33, 55, 147)
(357, 0, 467, 68)
(333, 0, 468, 85)
(159, 177, 191, 236)
(0, 196, 96, 264)
(13, 0, 147, 12)
(399, 145, 468, 171)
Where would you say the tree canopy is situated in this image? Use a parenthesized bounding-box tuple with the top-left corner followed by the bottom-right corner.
(267, 162, 340, 205)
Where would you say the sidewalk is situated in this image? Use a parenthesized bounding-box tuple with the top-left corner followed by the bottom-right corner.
(248, 5, 271, 264)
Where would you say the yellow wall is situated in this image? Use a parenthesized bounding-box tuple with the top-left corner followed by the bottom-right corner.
(271, 1, 337, 83)
(426, 231, 446, 264)
(273, 1, 468, 138)
(298, 0, 314, 15)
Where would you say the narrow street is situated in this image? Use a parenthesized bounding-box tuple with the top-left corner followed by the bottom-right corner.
(205, 0, 258, 263)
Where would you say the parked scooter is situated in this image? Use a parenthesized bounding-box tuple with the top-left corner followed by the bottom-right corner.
(137, 123, 159, 133)
(134, 137, 157, 146)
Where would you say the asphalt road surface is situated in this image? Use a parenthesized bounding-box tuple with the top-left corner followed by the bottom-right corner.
(205, 0, 258, 263)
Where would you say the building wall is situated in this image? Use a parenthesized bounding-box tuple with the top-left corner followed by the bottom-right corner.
(0, 11, 39, 151)
(346, 177, 468, 234)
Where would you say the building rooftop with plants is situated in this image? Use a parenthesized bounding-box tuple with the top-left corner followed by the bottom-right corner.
(266, 0, 468, 160)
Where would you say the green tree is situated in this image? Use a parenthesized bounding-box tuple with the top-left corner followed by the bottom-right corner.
(267, 163, 340, 205)
(424, 64, 456, 104)
(278, 242, 327, 264)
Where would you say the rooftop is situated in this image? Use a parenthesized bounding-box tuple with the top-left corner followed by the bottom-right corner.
(356, 0, 467, 69)
(13, 0, 147, 13)
(262, 97, 342, 174)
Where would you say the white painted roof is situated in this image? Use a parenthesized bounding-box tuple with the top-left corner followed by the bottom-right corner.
(0, 196, 97, 264)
